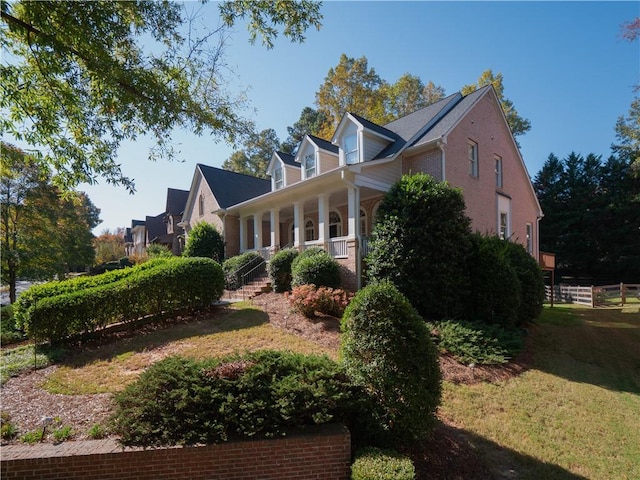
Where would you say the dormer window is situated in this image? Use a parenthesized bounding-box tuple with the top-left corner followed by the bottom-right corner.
(304, 153, 316, 178)
(274, 167, 283, 190)
(345, 134, 358, 164)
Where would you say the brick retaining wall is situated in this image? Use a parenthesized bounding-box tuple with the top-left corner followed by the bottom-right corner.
(1, 423, 351, 480)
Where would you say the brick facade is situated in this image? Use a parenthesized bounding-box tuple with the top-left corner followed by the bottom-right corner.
(1, 424, 351, 480)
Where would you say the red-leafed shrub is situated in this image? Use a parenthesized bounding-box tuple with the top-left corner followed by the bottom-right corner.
(287, 284, 353, 318)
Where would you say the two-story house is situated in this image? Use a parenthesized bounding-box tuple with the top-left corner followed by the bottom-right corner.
(181, 85, 542, 290)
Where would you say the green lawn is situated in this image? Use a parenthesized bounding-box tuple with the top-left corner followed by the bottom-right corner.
(440, 304, 640, 480)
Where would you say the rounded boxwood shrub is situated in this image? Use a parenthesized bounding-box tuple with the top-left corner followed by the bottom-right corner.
(110, 350, 358, 447)
(341, 280, 441, 448)
(268, 247, 299, 292)
(351, 447, 415, 480)
(183, 221, 225, 263)
(291, 250, 340, 289)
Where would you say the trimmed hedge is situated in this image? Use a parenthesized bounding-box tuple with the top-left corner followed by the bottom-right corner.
(110, 350, 358, 447)
(351, 447, 415, 480)
(14, 257, 224, 344)
(268, 247, 299, 292)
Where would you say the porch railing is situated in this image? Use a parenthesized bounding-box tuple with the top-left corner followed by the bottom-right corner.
(327, 237, 348, 258)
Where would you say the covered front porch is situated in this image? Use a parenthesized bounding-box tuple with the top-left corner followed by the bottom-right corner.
(223, 170, 385, 290)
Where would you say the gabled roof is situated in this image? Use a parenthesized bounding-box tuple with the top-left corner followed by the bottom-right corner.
(306, 135, 339, 155)
(131, 219, 145, 229)
(198, 164, 271, 209)
(411, 86, 491, 148)
(349, 113, 401, 142)
(165, 188, 189, 216)
(372, 91, 464, 159)
(145, 213, 166, 242)
(275, 151, 298, 167)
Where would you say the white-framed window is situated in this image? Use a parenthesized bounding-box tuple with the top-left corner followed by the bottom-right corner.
(468, 141, 478, 178)
(198, 193, 205, 216)
(495, 155, 503, 188)
(305, 219, 315, 242)
(360, 208, 367, 236)
(304, 153, 316, 178)
(274, 167, 283, 190)
(526, 223, 533, 254)
(345, 134, 358, 164)
(329, 210, 342, 238)
(499, 212, 509, 240)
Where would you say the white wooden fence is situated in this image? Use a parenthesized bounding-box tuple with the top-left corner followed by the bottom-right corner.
(545, 283, 640, 307)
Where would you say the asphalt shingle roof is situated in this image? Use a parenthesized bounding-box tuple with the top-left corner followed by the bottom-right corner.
(307, 135, 339, 154)
(198, 164, 271, 208)
(145, 213, 166, 242)
(275, 151, 298, 167)
(165, 188, 189, 216)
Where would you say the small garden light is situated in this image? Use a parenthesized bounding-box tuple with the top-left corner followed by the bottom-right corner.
(41, 416, 54, 442)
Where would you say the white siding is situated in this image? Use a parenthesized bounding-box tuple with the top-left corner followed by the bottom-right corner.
(360, 161, 402, 188)
(363, 132, 390, 162)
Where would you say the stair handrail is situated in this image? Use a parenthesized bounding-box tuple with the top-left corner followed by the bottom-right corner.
(225, 254, 264, 291)
(241, 258, 267, 299)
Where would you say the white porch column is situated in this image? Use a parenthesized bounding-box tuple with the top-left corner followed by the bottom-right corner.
(317, 194, 329, 244)
(270, 208, 280, 248)
(293, 201, 303, 247)
(239, 216, 247, 252)
(254, 212, 263, 250)
(347, 186, 360, 238)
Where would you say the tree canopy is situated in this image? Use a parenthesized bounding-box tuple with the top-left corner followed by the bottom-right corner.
(1, 0, 323, 192)
(533, 151, 640, 282)
(1, 143, 100, 303)
(221, 128, 281, 178)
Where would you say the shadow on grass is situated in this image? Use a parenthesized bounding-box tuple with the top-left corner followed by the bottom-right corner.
(410, 421, 588, 480)
(55, 304, 269, 369)
(534, 305, 640, 394)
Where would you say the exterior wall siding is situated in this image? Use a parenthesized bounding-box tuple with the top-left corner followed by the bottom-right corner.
(441, 93, 540, 258)
(362, 133, 388, 162)
(318, 151, 339, 174)
(403, 148, 443, 180)
(184, 175, 224, 236)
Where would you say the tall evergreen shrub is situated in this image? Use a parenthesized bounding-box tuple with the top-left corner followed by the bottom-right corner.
(366, 174, 472, 320)
(341, 281, 441, 448)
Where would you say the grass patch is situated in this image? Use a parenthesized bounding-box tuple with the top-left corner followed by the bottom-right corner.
(43, 304, 336, 395)
(440, 305, 640, 479)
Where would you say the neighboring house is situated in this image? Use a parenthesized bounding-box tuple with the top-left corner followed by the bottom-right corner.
(123, 227, 133, 257)
(180, 85, 542, 290)
(163, 188, 189, 255)
(126, 220, 146, 257)
(180, 165, 271, 257)
(146, 212, 172, 251)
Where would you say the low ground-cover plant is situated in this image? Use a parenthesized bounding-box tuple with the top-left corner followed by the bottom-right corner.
(110, 350, 360, 447)
(291, 249, 340, 288)
(0, 344, 63, 384)
(268, 247, 299, 292)
(341, 281, 441, 448)
(287, 284, 353, 318)
(1, 412, 18, 440)
(15, 257, 224, 344)
(428, 319, 525, 365)
(351, 447, 415, 480)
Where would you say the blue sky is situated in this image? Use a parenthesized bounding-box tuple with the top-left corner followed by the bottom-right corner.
(79, 1, 639, 234)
